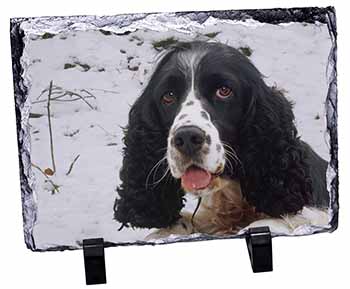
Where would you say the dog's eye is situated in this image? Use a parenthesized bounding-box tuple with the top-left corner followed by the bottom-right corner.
(216, 86, 233, 99)
(162, 91, 176, 105)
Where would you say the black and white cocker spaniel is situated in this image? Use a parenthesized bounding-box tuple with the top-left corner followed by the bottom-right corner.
(114, 41, 329, 238)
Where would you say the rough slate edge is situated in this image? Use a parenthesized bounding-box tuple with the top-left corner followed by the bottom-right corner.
(9, 6, 338, 252)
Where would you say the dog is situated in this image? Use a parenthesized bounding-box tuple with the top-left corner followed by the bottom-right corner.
(114, 41, 329, 238)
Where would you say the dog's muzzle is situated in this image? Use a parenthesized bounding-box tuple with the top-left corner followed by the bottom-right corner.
(173, 126, 205, 157)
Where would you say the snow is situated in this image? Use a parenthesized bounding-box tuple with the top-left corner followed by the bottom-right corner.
(23, 18, 332, 250)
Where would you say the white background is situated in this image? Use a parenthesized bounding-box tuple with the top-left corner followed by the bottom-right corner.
(1, 0, 349, 288)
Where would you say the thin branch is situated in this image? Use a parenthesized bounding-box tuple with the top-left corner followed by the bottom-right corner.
(31, 163, 59, 194)
(66, 154, 80, 176)
(95, 124, 118, 137)
(81, 89, 97, 99)
(36, 89, 47, 100)
(66, 90, 95, 110)
(32, 94, 95, 104)
(35, 86, 96, 110)
(86, 88, 119, 94)
(55, 96, 95, 102)
(36, 85, 63, 100)
(47, 80, 56, 174)
(33, 93, 67, 104)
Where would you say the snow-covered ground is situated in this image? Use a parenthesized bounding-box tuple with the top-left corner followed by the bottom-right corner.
(23, 17, 332, 250)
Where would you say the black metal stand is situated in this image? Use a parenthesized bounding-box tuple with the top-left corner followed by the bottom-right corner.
(81, 228, 271, 284)
(245, 226, 273, 273)
(83, 238, 107, 285)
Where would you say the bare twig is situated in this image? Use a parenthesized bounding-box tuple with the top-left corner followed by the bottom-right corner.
(66, 90, 95, 110)
(36, 85, 63, 100)
(66, 154, 80, 176)
(55, 96, 96, 103)
(86, 88, 119, 94)
(34, 86, 96, 110)
(95, 124, 118, 137)
(36, 90, 47, 100)
(47, 80, 56, 174)
(81, 89, 97, 98)
(31, 163, 59, 194)
(32, 94, 95, 104)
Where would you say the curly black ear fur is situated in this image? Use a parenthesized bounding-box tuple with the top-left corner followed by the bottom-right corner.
(114, 51, 185, 229)
(238, 81, 313, 217)
(113, 99, 185, 228)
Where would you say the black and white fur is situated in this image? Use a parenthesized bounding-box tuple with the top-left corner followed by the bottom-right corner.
(114, 41, 329, 236)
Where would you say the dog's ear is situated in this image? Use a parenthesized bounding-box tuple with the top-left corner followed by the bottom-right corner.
(239, 82, 312, 217)
(114, 65, 184, 229)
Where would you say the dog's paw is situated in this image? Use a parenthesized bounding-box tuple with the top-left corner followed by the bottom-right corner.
(239, 207, 330, 235)
(145, 215, 194, 241)
(241, 218, 293, 235)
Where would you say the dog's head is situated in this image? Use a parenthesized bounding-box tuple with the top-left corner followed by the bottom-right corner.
(144, 42, 263, 196)
(115, 41, 312, 228)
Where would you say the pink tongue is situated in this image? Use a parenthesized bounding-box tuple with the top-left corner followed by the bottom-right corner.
(181, 166, 212, 191)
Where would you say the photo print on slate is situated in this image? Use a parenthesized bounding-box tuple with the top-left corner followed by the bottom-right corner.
(10, 6, 338, 251)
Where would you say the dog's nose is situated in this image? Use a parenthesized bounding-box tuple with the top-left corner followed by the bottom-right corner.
(174, 126, 205, 156)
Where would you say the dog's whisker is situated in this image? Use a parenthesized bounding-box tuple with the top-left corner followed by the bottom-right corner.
(222, 142, 238, 156)
(150, 162, 168, 185)
(223, 146, 246, 175)
(164, 169, 173, 186)
(149, 167, 170, 187)
(224, 147, 245, 175)
(223, 147, 237, 158)
(222, 143, 237, 156)
(145, 156, 167, 188)
(224, 152, 236, 173)
(224, 148, 239, 164)
(151, 157, 168, 184)
(157, 166, 173, 188)
(224, 156, 234, 174)
(222, 143, 243, 166)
